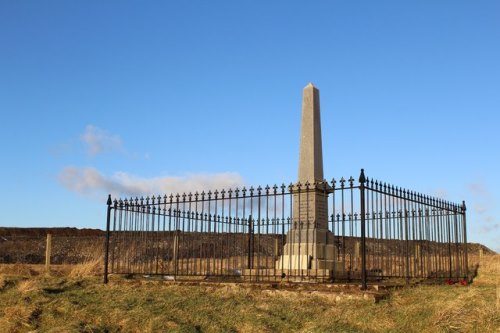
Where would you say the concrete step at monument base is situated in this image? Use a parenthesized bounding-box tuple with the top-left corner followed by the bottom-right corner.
(241, 268, 334, 281)
(276, 254, 343, 270)
(282, 243, 337, 260)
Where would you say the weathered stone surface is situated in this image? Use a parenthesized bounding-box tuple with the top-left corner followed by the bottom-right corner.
(292, 190, 329, 230)
(293, 84, 330, 229)
(276, 84, 339, 271)
(298, 83, 324, 184)
(281, 242, 337, 260)
(285, 228, 335, 244)
(275, 255, 342, 270)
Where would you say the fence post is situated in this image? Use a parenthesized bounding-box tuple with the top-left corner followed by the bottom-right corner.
(274, 238, 280, 259)
(354, 241, 361, 269)
(247, 215, 253, 269)
(173, 229, 179, 276)
(404, 198, 410, 285)
(104, 194, 112, 284)
(45, 233, 52, 273)
(359, 169, 367, 290)
(462, 201, 468, 280)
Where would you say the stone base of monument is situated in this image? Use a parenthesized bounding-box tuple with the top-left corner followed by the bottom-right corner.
(240, 268, 339, 282)
(275, 228, 339, 270)
(275, 255, 341, 270)
(284, 228, 335, 244)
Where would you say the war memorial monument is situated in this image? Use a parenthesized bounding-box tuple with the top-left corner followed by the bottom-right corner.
(104, 84, 469, 287)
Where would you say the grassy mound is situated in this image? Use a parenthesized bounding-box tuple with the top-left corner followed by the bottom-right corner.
(0, 255, 498, 332)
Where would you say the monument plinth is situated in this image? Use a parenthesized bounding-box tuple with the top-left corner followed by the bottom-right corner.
(277, 83, 338, 271)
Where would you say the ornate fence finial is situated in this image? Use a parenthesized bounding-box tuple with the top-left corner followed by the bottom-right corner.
(359, 168, 366, 183)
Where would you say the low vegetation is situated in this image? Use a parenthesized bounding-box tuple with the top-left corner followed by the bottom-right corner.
(0, 255, 498, 332)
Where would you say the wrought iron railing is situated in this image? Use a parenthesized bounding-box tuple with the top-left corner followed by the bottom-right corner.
(103, 169, 468, 288)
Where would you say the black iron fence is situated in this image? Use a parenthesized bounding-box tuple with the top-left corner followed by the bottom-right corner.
(104, 169, 468, 288)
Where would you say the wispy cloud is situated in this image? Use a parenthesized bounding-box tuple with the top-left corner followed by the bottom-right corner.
(467, 182, 493, 216)
(481, 223, 499, 233)
(81, 125, 122, 157)
(58, 166, 246, 198)
(466, 181, 497, 234)
(432, 188, 449, 199)
(473, 203, 488, 215)
(467, 182, 489, 197)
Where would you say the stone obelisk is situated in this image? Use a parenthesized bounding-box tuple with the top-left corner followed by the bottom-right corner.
(296, 83, 328, 230)
(299, 83, 324, 186)
(277, 83, 336, 271)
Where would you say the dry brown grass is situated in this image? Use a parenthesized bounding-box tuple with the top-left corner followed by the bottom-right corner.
(17, 279, 40, 293)
(425, 254, 499, 332)
(430, 287, 496, 332)
(0, 263, 78, 280)
(476, 254, 500, 281)
(0, 275, 5, 290)
(0, 263, 40, 277)
(68, 257, 104, 278)
(0, 255, 498, 332)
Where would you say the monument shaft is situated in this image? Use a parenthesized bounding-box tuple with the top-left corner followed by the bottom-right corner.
(299, 83, 324, 183)
(294, 83, 329, 230)
(277, 83, 337, 272)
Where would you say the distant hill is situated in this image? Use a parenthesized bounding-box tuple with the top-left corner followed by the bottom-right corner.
(0, 227, 104, 237)
(0, 227, 495, 265)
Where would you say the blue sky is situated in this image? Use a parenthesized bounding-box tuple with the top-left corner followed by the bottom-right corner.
(0, 1, 498, 251)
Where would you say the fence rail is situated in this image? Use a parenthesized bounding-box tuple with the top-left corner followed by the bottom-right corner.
(104, 169, 468, 288)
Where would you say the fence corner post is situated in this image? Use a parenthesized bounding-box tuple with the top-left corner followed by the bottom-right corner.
(462, 200, 469, 281)
(359, 169, 367, 291)
(104, 194, 112, 284)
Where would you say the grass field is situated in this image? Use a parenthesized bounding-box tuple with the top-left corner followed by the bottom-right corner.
(0, 256, 498, 332)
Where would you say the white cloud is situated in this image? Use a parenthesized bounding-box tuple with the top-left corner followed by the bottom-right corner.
(81, 125, 122, 156)
(467, 182, 489, 197)
(481, 223, 499, 233)
(466, 182, 493, 214)
(466, 181, 498, 234)
(58, 166, 246, 198)
(432, 188, 449, 199)
(473, 203, 488, 215)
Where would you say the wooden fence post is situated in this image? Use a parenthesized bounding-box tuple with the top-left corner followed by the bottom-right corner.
(45, 233, 52, 273)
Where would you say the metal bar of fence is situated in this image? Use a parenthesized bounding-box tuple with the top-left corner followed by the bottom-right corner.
(103, 194, 112, 284)
(359, 169, 367, 290)
(462, 201, 469, 280)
